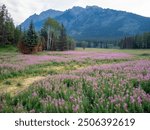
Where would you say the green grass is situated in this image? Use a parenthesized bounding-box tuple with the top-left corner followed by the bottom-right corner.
(77, 47, 150, 55)
(0, 45, 18, 53)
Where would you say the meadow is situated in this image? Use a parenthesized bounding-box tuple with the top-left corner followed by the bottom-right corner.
(0, 46, 150, 112)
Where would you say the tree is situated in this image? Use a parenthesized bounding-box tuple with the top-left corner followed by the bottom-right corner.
(81, 41, 88, 50)
(25, 21, 38, 50)
(146, 33, 150, 48)
(40, 18, 75, 51)
(14, 26, 22, 45)
(0, 4, 6, 45)
(119, 32, 150, 49)
(67, 37, 76, 50)
(5, 19, 15, 44)
(0, 4, 15, 45)
(40, 26, 47, 50)
(59, 24, 67, 51)
(44, 18, 61, 50)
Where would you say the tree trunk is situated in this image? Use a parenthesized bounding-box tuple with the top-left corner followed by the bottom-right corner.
(47, 27, 50, 50)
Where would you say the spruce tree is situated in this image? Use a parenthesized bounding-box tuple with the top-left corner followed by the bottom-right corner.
(14, 26, 22, 45)
(26, 21, 38, 51)
(0, 4, 15, 45)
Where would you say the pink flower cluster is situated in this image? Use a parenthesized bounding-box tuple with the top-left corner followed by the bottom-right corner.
(48, 51, 132, 61)
(74, 60, 150, 81)
(0, 51, 132, 73)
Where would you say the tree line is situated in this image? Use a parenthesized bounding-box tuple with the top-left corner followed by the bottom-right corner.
(119, 32, 150, 49)
(76, 40, 119, 49)
(0, 4, 76, 54)
(77, 32, 150, 49)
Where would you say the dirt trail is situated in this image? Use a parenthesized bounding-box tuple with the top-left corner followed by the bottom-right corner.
(0, 76, 45, 95)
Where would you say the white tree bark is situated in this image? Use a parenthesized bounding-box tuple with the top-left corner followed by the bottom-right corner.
(47, 26, 51, 50)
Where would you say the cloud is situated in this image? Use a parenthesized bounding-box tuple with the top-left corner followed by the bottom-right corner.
(0, 0, 150, 25)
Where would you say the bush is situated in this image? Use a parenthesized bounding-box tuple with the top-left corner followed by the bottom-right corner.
(18, 42, 43, 54)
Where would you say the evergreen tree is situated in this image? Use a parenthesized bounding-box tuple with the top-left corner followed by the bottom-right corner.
(119, 32, 150, 49)
(26, 21, 38, 50)
(0, 5, 6, 45)
(0, 4, 15, 45)
(6, 19, 15, 44)
(14, 26, 22, 45)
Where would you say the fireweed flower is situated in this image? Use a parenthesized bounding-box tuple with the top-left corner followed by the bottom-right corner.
(30, 109, 35, 113)
(69, 96, 76, 103)
(32, 92, 38, 97)
(72, 105, 79, 112)
(137, 96, 142, 104)
(130, 96, 135, 104)
(123, 103, 128, 112)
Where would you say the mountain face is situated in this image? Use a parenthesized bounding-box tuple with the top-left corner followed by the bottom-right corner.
(21, 9, 63, 31)
(21, 6, 150, 40)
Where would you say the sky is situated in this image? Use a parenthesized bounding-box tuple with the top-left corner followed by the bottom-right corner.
(0, 0, 150, 25)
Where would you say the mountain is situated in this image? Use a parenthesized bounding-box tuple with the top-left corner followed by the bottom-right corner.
(21, 6, 150, 40)
(21, 9, 63, 30)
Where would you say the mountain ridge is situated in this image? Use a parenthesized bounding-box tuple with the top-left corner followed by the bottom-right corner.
(21, 6, 150, 40)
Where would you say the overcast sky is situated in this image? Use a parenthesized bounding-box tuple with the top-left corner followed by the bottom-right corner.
(0, 0, 150, 25)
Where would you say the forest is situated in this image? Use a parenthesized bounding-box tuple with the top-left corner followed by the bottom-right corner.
(77, 32, 150, 49)
(119, 32, 150, 49)
(0, 4, 76, 54)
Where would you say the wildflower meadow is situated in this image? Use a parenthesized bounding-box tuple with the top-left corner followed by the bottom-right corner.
(0, 47, 150, 113)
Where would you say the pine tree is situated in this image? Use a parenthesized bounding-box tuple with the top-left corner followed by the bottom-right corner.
(14, 26, 22, 45)
(0, 4, 7, 45)
(6, 19, 15, 44)
(0, 4, 15, 45)
(26, 21, 38, 51)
